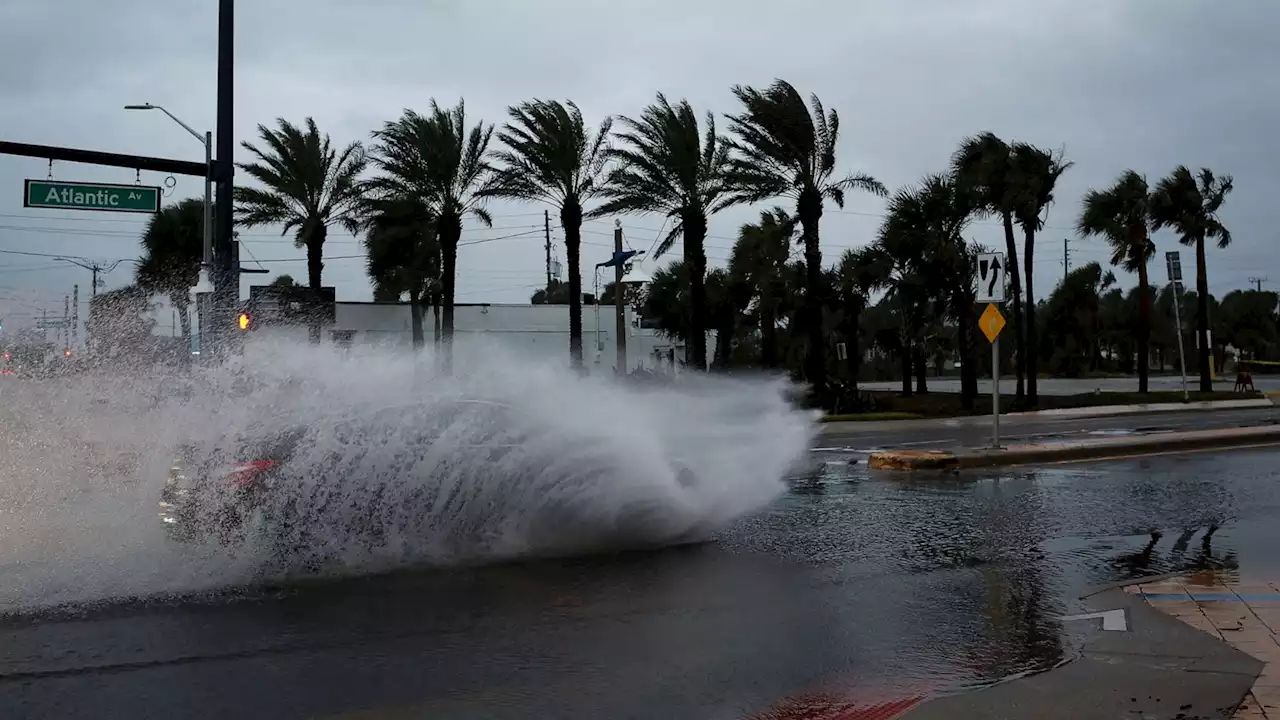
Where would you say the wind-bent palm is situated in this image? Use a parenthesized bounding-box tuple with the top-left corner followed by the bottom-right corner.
(722, 79, 886, 403)
(1078, 170, 1157, 393)
(487, 99, 612, 369)
(235, 117, 367, 291)
(362, 195, 438, 348)
(1010, 142, 1072, 404)
(368, 100, 495, 365)
(594, 93, 735, 371)
(952, 132, 1025, 403)
(1150, 165, 1233, 392)
(136, 198, 205, 344)
(727, 207, 795, 368)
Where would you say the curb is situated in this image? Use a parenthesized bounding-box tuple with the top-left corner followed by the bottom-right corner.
(867, 424, 1280, 470)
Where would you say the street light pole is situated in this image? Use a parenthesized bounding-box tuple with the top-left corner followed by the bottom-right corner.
(124, 103, 213, 355)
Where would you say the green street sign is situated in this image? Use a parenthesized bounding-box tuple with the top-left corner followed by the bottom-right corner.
(24, 179, 160, 214)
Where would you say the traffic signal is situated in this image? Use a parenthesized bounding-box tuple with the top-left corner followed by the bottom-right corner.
(237, 312, 253, 331)
(63, 349, 72, 357)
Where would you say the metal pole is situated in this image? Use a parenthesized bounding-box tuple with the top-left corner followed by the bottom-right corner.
(992, 334, 1001, 448)
(72, 284, 78, 350)
(212, 0, 236, 354)
(544, 210, 552, 291)
(614, 223, 626, 374)
(1172, 288, 1190, 402)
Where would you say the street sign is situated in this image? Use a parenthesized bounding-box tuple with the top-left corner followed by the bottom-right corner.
(36, 318, 68, 329)
(1165, 251, 1183, 282)
(979, 303, 1005, 344)
(976, 252, 1006, 304)
(24, 179, 160, 214)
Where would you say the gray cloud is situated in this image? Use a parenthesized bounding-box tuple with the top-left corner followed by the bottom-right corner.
(1, 0, 1275, 332)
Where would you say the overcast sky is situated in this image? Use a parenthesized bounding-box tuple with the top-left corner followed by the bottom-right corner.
(1, 0, 1276, 334)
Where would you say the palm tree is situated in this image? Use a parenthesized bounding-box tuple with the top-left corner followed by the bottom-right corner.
(136, 198, 205, 346)
(834, 247, 881, 395)
(368, 101, 496, 366)
(722, 79, 887, 404)
(234, 118, 368, 340)
(362, 195, 438, 348)
(1150, 166, 1234, 392)
(1010, 142, 1072, 405)
(486, 99, 612, 369)
(594, 93, 736, 371)
(952, 132, 1025, 404)
(875, 175, 979, 403)
(727, 207, 795, 368)
(1078, 171, 1157, 393)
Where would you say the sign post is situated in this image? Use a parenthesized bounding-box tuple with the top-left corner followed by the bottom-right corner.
(1166, 251, 1189, 402)
(24, 179, 160, 214)
(976, 253, 1007, 449)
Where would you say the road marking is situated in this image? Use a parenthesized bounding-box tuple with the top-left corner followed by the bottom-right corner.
(1058, 609, 1128, 631)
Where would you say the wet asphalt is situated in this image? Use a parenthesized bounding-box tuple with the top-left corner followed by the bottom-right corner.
(2, 441, 1279, 718)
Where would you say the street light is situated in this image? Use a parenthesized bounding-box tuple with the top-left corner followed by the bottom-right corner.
(126, 103, 213, 355)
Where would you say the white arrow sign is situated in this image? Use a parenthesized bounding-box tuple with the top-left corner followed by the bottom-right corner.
(1057, 609, 1128, 631)
(976, 252, 1005, 304)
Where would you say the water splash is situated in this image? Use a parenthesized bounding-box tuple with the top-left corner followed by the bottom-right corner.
(0, 338, 817, 611)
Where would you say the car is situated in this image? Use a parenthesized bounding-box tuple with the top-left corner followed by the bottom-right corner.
(157, 427, 309, 547)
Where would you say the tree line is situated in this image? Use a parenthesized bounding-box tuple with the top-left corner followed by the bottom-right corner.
(130, 78, 1238, 409)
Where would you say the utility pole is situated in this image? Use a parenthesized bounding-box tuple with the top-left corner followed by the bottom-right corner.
(72, 284, 78, 350)
(1063, 238, 1071, 282)
(212, 0, 237, 356)
(544, 209, 552, 292)
(63, 295, 69, 350)
(614, 221, 626, 374)
(1249, 277, 1267, 292)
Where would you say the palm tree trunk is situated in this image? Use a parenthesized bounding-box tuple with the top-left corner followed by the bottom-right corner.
(409, 288, 424, 350)
(1195, 234, 1212, 392)
(913, 345, 928, 394)
(440, 217, 462, 371)
(899, 340, 913, 397)
(1023, 226, 1038, 406)
(760, 298, 779, 368)
(1136, 258, 1150, 393)
(798, 191, 827, 405)
(843, 301, 861, 393)
(1001, 212, 1025, 406)
(432, 291, 441, 346)
(306, 236, 325, 345)
(685, 213, 709, 371)
(561, 204, 584, 370)
(959, 301, 977, 411)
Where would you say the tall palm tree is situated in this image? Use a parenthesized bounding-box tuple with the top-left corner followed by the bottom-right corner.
(368, 100, 496, 366)
(136, 198, 204, 345)
(594, 93, 736, 371)
(722, 79, 887, 404)
(486, 99, 612, 369)
(727, 207, 795, 368)
(1010, 142, 1073, 405)
(1150, 166, 1234, 392)
(234, 117, 367, 302)
(952, 132, 1024, 404)
(834, 247, 881, 395)
(1078, 171, 1157, 393)
(362, 195, 438, 349)
(876, 174, 980, 404)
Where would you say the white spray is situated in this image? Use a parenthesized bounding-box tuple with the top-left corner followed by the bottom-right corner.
(0, 337, 817, 612)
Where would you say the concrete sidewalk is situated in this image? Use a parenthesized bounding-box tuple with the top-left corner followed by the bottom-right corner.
(868, 424, 1280, 470)
(822, 397, 1274, 435)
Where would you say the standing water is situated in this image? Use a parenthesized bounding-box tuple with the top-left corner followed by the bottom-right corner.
(0, 338, 817, 613)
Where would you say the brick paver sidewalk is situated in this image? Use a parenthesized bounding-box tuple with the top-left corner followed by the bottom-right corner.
(1125, 573, 1280, 718)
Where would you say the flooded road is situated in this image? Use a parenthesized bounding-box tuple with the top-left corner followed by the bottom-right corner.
(2, 448, 1277, 719)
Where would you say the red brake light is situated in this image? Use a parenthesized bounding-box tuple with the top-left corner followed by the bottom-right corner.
(227, 460, 276, 486)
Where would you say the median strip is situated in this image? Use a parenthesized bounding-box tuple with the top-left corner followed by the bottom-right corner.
(867, 424, 1280, 470)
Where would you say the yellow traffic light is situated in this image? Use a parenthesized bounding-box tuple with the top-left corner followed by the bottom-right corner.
(237, 312, 252, 331)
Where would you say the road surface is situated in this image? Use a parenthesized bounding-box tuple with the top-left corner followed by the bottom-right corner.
(3, 441, 1278, 718)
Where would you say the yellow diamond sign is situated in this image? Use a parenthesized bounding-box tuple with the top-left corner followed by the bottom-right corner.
(979, 303, 1005, 343)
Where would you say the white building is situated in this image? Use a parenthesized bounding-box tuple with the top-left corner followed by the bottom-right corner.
(247, 302, 712, 374)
